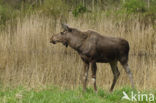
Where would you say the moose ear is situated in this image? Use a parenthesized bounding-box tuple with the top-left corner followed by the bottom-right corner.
(61, 23, 72, 32)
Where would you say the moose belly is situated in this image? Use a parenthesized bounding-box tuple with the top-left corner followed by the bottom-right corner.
(95, 51, 119, 63)
(80, 53, 117, 63)
(79, 47, 119, 63)
(96, 58, 114, 63)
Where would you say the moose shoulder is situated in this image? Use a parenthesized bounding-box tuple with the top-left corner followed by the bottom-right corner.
(50, 24, 134, 92)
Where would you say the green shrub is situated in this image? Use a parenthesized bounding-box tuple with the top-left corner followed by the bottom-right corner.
(40, 0, 68, 18)
(122, 0, 146, 13)
(0, 2, 20, 26)
(0, 4, 13, 25)
(72, 4, 87, 17)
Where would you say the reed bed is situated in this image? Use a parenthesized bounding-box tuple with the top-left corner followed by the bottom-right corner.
(0, 14, 155, 90)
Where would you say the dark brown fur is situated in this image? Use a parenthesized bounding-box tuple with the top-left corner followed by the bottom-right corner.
(50, 24, 134, 92)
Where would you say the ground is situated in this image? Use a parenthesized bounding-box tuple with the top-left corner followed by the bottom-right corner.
(0, 86, 155, 103)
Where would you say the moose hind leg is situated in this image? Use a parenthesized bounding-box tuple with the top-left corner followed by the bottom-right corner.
(110, 61, 120, 92)
(122, 63, 134, 88)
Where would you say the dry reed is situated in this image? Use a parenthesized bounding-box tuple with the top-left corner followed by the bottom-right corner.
(0, 14, 155, 90)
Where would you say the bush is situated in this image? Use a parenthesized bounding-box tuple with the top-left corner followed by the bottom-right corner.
(0, 4, 16, 25)
(40, 0, 68, 18)
(72, 4, 87, 17)
(0, 0, 22, 26)
(122, 0, 146, 13)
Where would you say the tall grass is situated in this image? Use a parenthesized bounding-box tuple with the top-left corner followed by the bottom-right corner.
(0, 13, 155, 90)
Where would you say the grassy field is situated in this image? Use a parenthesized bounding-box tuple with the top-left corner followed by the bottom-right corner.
(0, 86, 155, 103)
(0, 14, 155, 90)
(0, 1, 155, 103)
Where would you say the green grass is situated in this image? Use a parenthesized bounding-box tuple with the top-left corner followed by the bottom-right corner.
(0, 86, 155, 103)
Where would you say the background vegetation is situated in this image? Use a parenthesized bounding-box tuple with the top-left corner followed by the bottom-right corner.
(0, 1, 155, 102)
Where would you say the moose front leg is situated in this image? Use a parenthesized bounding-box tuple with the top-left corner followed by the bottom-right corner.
(91, 62, 97, 92)
(82, 61, 89, 92)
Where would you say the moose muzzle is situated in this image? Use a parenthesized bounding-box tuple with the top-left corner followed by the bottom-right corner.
(50, 36, 57, 44)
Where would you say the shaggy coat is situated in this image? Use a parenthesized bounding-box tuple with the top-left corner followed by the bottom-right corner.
(50, 24, 134, 92)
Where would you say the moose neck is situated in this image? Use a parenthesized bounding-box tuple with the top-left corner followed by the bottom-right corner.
(67, 31, 87, 51)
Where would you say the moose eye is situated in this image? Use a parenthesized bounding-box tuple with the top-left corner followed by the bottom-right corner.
(61, 32, 64, 35)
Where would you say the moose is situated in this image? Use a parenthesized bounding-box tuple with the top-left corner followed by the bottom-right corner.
(50, 24, 134, 92)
